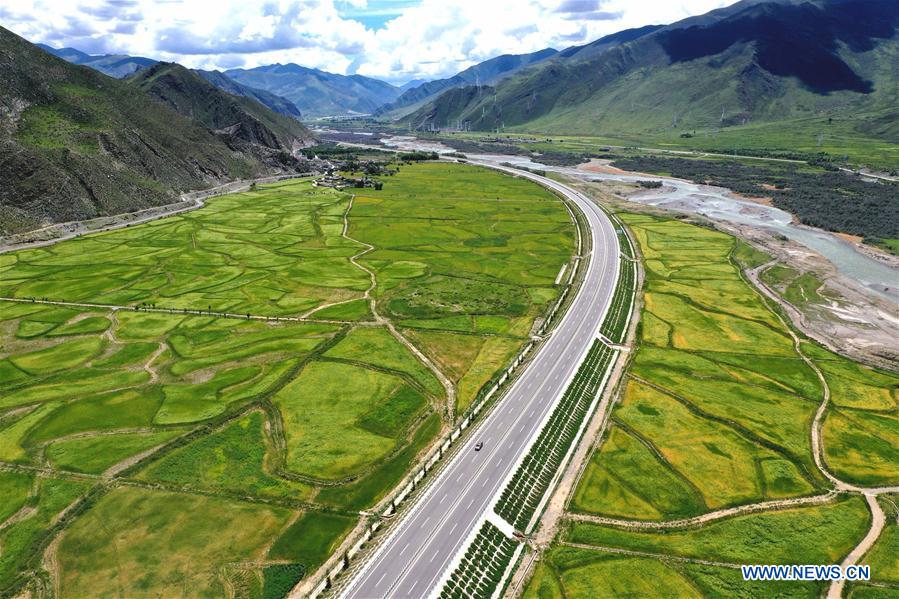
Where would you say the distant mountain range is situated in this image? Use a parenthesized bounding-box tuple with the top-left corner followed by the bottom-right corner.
(375, 48, 559, 119)
(194, 70, 303, 119)
(224, 63, 402, 118)
(36, 42, 412, 119)
(35, 43, 156, 77)
(0, 27, 313, 235)
(398, 0, 899, 145)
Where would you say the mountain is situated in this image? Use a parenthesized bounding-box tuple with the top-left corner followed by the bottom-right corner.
(36, 43, 156, 78)
(376, 48, 558, 118)
(224, 64, 401, 118)
(556, 24, 664, 61)
(399, 79, 427, 92)
(0, 26, 280, 236)
(34, 44, 304, 120)
(128, 63, 314, 164)
(400, 0, 899, 146)
(194, 69, 302, 119)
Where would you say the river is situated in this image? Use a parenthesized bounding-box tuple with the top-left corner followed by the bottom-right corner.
(378, 135, 898, 303)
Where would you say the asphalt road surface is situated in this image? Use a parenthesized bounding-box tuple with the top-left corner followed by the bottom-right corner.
(341, 163, 621, 599)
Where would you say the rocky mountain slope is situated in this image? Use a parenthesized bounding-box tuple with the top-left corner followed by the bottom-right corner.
(0, 27, 287, 235)
(376, 48, 558, 119)
(129, 63, 314, 165)
(35, 44, 305, 120)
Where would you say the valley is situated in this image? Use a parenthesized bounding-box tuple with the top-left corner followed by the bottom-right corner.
(0, 163, 575, 598)
(1, 1, 897, 597)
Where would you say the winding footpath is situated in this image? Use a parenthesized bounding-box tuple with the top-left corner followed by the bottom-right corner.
(300, 194, 456, 415)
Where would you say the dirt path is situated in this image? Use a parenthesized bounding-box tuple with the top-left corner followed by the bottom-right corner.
(568, 492, 839, 530)
(560, 541, 741, 570)
(309, 194, 457, 415)
(0, 505, 37, 532)
(42, 535, 62, 598)
(299, 197, 374, 320)
(829, 494, 886, 599)
(143, 342, 167, 384)
(101, 440, 175, 479)
(0, 297, 343, 326)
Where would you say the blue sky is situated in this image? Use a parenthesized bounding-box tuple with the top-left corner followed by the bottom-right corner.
(336, 0, 421, 30)
(1, 0, 732, 84)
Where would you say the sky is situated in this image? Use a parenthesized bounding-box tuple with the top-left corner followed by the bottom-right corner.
(1, 0, 733, 85)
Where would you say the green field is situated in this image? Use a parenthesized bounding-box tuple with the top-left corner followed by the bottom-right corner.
(571, 215, 829, 521)
(350, 162, 573, 412)
(526, 211, 896, 599)
(566, 496, 870, 565)
(523, 496, 871, 599)
(524, 545, 822, 599)
(0, 162, 575, 596)
(860, 495, 899, 586)
(58, 487, 292, 598)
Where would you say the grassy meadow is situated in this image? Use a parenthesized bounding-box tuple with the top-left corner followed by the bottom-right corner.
(0, 163, 575, 597)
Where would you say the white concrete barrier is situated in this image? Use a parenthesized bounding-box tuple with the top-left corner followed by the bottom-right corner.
(348, 530, 372, 559)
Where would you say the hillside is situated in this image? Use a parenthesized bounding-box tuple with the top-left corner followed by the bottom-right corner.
(225, 63, 400, 118)
(376, 48, 558, 119)
(400, 0, 899, 161)
(129, 63, 314, 164)
(194, 69, 302, 119)
(0, 27, 273, 235)
(35, 43, 304, 121)
(36, 43, 156, 78)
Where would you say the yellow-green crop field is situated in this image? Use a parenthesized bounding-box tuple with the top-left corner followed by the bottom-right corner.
(526, 213, 897, 599)
(0, 162, 574, 597)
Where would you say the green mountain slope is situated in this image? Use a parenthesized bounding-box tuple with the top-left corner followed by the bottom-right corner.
(375, 48, 558, 119)
(0, 27, 272, 235)
(128, 63, 314, 164)
(400, 0, 899, 164)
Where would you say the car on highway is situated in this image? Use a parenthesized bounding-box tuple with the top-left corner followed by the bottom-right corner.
(474, 441, 484, 451)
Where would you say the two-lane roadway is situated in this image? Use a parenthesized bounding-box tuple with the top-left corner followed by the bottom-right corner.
(341, 162, 621, 599)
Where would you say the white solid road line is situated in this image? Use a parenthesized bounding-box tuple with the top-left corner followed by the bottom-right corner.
(340, 162, 620, 599)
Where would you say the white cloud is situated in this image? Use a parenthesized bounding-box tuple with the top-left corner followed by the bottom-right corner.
(0, 0, 732, 83)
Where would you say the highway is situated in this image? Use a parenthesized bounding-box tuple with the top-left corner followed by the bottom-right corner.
(340, 162, 621, 599)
